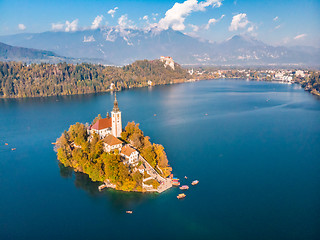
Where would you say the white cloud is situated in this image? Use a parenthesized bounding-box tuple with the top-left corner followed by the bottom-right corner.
(118, 14, 135, 29)
(294, 33, 307, 40)
(205, 14, 224, 29)
(247, 25, 254, 32)
(157, 0, 222, 31)
(143, 15, 148, 21)
(83, 35, 96, 42)
(275, 25, 281, 29)
(108, 7, 118, 18)
(65, 19, 78, 32)
(18, 24, 26, 30)
(91, 15, 103, 29)
(189, 24, 200, 32)
(273, 16, 279, 21)
(229, 13, 249, 31)
(51, 22, 64, 31)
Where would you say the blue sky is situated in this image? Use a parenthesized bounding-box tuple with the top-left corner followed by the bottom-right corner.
(0, 0, 319, 47)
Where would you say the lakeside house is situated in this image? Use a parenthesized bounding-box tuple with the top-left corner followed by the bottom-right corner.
(103, 134, 123, 152)
(120, 145, 139, 166)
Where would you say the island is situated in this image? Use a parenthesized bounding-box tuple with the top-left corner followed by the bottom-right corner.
(55, 94, 173, 193)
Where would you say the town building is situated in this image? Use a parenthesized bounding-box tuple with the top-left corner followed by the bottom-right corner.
(103, 134, 123, 152)
(121, 145, 139, 166)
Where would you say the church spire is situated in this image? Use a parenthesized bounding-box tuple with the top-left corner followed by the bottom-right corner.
(112, 93, 120, 112)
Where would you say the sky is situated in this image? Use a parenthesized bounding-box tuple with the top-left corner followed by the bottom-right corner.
(0, 0, 319, 47)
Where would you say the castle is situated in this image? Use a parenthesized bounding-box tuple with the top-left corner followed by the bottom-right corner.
(89, 94, 139, 166)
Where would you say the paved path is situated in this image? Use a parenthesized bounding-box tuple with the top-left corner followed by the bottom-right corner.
(139, 155, 172, 193)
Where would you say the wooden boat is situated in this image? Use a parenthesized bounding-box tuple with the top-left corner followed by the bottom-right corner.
(126, 211, 133, 214)
(172, 181, 180, 186)
(191, 180, 199, 185)
(179, 185, 189, 190)
(177, 193, 186, 199)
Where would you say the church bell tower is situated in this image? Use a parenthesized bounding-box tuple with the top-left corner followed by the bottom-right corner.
(111, 93, 122, 138)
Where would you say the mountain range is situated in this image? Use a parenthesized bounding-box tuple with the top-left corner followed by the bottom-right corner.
(0, 27, 319, 66)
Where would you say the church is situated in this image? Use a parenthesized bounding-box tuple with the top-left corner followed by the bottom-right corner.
(89, 94, 140, 166)
(90, 93, 122, 139)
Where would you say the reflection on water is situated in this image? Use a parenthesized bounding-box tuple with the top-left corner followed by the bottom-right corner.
(58, 163, 156, 210)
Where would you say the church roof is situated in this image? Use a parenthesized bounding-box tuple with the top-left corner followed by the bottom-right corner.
(121, 145, 137, 157)
(91, 117, 111, 130)
(103, 134, 123, 146)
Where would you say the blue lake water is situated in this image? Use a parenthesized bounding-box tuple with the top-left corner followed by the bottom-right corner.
(0, 79, 319, 240)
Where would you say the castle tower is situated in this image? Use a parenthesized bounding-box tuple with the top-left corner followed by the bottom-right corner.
(111, 93, 122, 138)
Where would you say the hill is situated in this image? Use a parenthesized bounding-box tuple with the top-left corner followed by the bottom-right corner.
(0, 42, 67, 63)
(0, 59, 189, 98)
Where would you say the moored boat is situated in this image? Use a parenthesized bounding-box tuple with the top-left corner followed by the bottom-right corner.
(172, 181, 180, 186)
(180, 185, 189, 190)
(177, 193, 186, 199)
(191, 180, 199, 185)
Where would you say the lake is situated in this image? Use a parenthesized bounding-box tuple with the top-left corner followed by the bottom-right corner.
(0, 79, 319, 240)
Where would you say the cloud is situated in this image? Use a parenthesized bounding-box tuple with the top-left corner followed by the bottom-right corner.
(65, 19, 78, 32)
(91, 15, 103, 29)
(273, 16, 279, 21)
(205, 14, 224, 29)
(118, 14, 135, 29)
(108, 7, 118, 18)
(189, 24, 200, 32)
(18, 24, 26, 30)
(143, 15, 148, 21)
(275, 25, 281, 29)
(229, 13, 249, 31)
(294, 33, 307, 40)
(83, 35, 95, 42)
(157, 0, 222, 31)
(247, 25, 254, 32)
(51, 22, 64, 31)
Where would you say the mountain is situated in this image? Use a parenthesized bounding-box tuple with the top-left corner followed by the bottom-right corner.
(0, 41, 67, 63)
(0, 28, 319, 66)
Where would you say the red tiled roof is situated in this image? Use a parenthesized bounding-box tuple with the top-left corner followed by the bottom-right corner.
(91, 117, 111, 130)
(103, 134, 123, 146)
(121, 145, 137, 157)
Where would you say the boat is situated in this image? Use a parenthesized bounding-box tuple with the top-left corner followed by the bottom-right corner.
(126, 211, 133, 214)
(191, 180, 199, 185)
(172, 177, 180, 181)
(184, 176, 187, 179)
(11, 148, 16, 151)
(51, 142, 57, 145)
(172, 181, 180, 186)
(177, 193, 186, 199)
(5, 143, 8, 145)
(179, 185, 189, 190)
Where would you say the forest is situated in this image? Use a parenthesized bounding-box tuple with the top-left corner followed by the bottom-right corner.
(0, 60, 190, 98)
